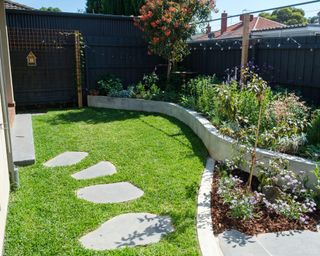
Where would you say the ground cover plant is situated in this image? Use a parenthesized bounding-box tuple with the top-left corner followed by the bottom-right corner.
(4, 108, 208, 256)
(211, 160, 320, 235)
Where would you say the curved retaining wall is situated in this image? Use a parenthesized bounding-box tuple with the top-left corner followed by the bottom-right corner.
(88, 96, 318, 187)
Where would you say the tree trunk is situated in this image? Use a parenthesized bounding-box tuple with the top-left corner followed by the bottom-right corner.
(247, 99, 263, 192)
(167, 59, 172, 82)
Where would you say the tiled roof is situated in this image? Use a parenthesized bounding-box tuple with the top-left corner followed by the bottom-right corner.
(4, 0, 34, 10)
(193, 16, 285, 41)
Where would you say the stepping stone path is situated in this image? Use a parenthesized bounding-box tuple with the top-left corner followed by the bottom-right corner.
(79, 213, 174, 251)
(76, 182, 144, 204)
(72, 161, 117, 180)
(44, 152, 88, 167)
(43, 151, 174, 250)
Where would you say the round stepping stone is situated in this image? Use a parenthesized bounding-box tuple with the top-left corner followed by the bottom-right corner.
(76, 182, 144, 203)
(79, 213, 174, 250)
(71, 161, 117, 180)
(44, 152, 88, 167)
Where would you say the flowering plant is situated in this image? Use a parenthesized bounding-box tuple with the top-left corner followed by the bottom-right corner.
(135, 0, 215, 79)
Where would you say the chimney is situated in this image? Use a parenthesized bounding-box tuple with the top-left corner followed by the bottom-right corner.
(206, 23, 211, 34)
(221, 11, 228, 35)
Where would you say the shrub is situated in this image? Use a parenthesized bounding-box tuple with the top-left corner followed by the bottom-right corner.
(134, 73, 161, 100)
(97, 75, 123, 96)
(109, 86, 135, 98)
(135, 0, 214, 79)
(182, 75, 217, 116)
(307, 110, 320, 145)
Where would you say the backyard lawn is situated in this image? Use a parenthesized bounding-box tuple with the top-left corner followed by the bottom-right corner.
(4, 107, 208, 256)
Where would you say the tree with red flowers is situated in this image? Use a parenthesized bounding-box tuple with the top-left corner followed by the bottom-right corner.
(135, 0, 215, 80)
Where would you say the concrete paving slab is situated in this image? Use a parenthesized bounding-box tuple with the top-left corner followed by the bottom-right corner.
(257, 230, 320, 256)
(44, 152, 88, 167)
(79, 213, 174, 250)
(76, 182, 144, 203)
(72, 161, 117, 180)
(218, 230, 270, 256)
(11, 114, 35, 166)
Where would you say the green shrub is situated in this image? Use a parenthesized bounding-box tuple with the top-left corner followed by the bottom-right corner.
(183, 75, 217, 116)
(307, 110, 320, 145)
(134, 72, 161, 100)
(97, 75, 123, 96)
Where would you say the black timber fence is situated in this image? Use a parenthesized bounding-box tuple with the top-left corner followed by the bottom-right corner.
(6, 9, 162, 107)
(185, 36, 320, 104)
(5, 9, 320, 106)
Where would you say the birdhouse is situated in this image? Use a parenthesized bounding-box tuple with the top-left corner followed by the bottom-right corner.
(26, 51, 37, 66)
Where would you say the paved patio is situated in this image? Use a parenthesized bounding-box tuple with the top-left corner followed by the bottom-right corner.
(11, 114, 35, 166)
(219, 229, 320, 256)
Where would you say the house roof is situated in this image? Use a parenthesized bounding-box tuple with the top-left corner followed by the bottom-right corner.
(4, 0, 34, 10)
(193, 16, 285, 41)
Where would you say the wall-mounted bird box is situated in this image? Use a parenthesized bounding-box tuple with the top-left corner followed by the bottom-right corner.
(26, 51, 37, 66)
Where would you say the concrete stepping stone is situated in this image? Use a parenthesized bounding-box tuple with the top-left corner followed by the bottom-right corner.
(72, 161, 117, 180)
(76, 182, 144, 203)
(44, 152, 88, 167)
(79, 213, 174, 250)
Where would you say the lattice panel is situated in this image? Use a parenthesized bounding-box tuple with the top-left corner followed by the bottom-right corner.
(8, 28, 76, 51)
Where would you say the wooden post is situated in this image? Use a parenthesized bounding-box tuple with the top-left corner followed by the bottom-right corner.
(240, 14, 250, 82)
(74, 30, 83, 108)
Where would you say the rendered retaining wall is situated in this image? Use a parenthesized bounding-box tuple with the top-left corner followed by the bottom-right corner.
(88, 96, 318, 186)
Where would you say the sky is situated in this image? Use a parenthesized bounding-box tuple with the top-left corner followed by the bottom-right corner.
(14, 0, 320, 20)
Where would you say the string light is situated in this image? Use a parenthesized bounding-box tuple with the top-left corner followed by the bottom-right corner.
(190, 36, 311, 51)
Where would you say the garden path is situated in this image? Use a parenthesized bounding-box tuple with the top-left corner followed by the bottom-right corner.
(44, 152, 174, 251)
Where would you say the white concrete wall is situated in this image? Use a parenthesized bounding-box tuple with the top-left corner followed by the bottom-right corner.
(0, 92, 10, 255)
(88, 96, 318, 187)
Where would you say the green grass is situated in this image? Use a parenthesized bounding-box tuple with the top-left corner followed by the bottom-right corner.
(4, 108, 208, 256)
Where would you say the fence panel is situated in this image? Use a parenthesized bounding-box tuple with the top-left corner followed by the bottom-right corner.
(185, 36, 320, 102)
(6, 9, 162, 107)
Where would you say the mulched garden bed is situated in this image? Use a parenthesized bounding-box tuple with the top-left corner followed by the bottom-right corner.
(211, 169, 320, 236)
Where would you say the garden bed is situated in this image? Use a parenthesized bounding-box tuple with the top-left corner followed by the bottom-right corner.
(211, 168, 320, 236)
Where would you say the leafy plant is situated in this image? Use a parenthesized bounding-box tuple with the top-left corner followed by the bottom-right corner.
(109, 86, 135, 98)
(307, 110, 320, 146)
(97, 75, 123, 96)
(134, 73, 161, 100)
(303, 145, 320, 161)
(256, 158, 317, 223)
(217, 175, 263, 220)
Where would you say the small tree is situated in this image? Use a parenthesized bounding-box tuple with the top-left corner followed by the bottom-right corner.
(243, 69, 268, 191)
(39, 7, 62, 12)
(86, 0, 104, 13)
(135, 0, 215, 81)
(260, 7, 307, 25)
